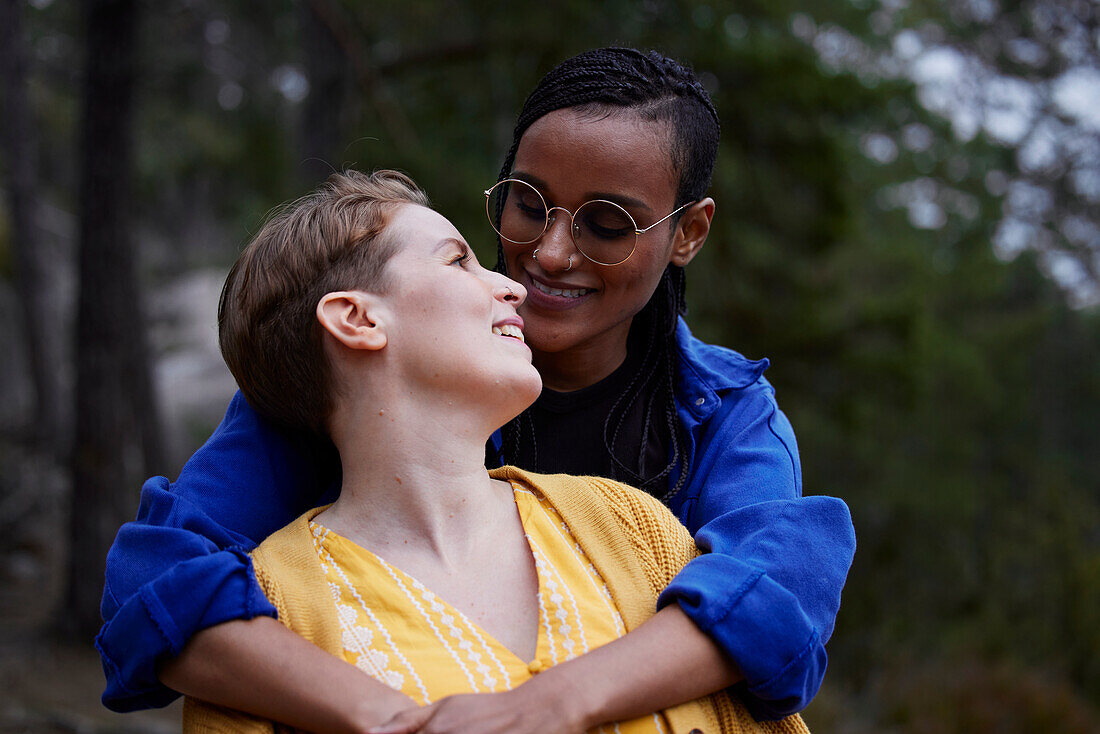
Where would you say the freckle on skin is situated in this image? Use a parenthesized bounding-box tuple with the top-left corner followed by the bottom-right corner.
(395, 476, 402, 484)
(378, 409, 385, 416)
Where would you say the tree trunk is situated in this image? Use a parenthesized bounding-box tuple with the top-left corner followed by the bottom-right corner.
(0, 0, 64, 447)
(299, 0, 349, 185)
(68, 0, 163, 637)
(303, 0, 417, 157)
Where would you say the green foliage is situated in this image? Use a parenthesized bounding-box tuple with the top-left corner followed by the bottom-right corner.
(9, 0, 1100, 727)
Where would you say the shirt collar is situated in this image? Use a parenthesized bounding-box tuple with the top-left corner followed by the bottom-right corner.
(674, 317, 769, 420)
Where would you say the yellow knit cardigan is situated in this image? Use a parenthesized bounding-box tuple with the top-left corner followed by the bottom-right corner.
(184, 466, 809, 734)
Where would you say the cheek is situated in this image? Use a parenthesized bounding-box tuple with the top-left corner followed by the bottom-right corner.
(609, 248, 671, 298)
(501, 243, 525, 271)
(408, 280, 489, 329)
(602, 275, 671, 329)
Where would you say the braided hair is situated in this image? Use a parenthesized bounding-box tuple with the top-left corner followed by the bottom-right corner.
(494, 48, 720, 500)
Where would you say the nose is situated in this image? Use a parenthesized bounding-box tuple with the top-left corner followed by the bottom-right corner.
(492, 274, 527, 306)
(533, 207, 580, 273)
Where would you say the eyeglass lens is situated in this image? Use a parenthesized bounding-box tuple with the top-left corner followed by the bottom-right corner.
(487, 179, 637, 266)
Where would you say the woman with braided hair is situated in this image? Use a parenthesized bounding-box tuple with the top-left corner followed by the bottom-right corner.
(98, 48, 854, 732)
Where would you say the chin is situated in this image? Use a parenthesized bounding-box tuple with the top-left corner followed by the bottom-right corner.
(518, 367, 543, 403)
(496, 367, 543, 423)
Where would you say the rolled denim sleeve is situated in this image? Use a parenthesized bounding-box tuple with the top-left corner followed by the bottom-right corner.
(661, 381, 856, 720)
(658, 497, 854, 719)
(96, 392, 336, 711)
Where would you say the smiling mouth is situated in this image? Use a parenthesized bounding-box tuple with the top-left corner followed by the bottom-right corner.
(493, 324, 525, 342)
(529, 279, 594, 299)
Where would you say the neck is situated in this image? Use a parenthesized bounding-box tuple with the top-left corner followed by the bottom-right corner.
(319, 384, 511, 559)
(533, 324, 630, 392)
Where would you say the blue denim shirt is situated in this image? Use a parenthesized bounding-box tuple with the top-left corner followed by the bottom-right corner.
(97, 318, 855, 720)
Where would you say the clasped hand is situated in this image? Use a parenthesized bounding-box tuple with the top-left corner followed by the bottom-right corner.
(366, 678, 590, 734)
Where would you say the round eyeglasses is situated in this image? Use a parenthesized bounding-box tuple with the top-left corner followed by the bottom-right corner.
(484, 178, 694, 267)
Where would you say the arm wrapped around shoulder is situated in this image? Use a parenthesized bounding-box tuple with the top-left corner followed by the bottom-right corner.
(582, 476, 813, 734)
(660, 496, 855, 720)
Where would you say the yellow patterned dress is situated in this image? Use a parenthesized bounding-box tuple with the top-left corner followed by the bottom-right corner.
(309, 482, 669, 734)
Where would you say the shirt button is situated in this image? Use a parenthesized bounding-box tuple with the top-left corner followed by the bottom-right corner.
(527, 659, 543, 674)
(695, 397, 705, 406)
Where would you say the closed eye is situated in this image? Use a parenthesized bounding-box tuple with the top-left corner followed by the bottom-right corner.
(515, 201, 545, 220)
(586, 222, 634, 240)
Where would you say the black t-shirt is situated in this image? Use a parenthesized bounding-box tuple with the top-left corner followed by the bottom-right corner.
(511, 342, 671, 494)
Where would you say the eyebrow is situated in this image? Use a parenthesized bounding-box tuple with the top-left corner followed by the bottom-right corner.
(434, 237, 469, 253)
(510, 171, 653, 212)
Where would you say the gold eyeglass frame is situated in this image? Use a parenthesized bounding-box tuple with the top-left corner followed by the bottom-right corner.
(484, 178, 695, 267)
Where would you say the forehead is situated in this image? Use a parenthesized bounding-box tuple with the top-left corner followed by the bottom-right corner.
(386, 204, 463, 248)
(513, 108, 678, 207)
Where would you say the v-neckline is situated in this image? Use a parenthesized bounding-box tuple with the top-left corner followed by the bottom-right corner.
(312, 482, 545, 665)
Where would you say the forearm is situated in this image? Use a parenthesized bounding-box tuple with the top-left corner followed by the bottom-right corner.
(671, 495, 855, 717)
(530, 604, 741, 729)
(160, 616, 413, 734)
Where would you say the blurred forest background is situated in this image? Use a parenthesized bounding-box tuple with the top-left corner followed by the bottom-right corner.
(1, 0, 1098, 732)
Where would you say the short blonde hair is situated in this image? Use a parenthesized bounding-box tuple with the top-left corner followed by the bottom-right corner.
(219, 169, 430, 435)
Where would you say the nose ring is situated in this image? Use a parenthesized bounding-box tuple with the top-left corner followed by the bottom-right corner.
(504, 287, 516, 300)
(531, 247, 573, 271)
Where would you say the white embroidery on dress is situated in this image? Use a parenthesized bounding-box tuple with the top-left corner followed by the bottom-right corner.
(310, 523, 426, 701)
(452, 607, 513, 689)
(527, 535, 589, 658)
(376, 560, 481, 692)
(412, 581, 509, 690)
(541, 500, 626, 636)
(530, 549, 560, 664)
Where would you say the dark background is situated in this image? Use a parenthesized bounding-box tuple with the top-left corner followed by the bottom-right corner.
(1, 0, 1098, 731)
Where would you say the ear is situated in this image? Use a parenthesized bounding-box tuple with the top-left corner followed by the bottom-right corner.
(316, 291, 388, 351)
(669, 197, 714, 268)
